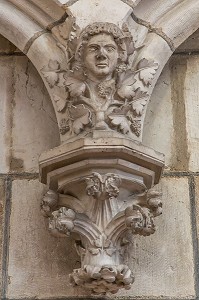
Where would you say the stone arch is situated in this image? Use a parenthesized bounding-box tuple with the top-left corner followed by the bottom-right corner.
(0, 0, 199, 142)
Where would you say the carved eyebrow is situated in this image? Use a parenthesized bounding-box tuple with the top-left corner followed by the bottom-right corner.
(88, 44, 100, 48)
(88, 43, 117, 49)
(105, 44, 117, 49)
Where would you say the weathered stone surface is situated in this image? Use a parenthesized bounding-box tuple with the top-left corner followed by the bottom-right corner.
(0, 179, 5, 294)
(0, 34, 20, 54)
(68, 0, 131, 29)
(0, 0, 44, 53)
(144, 54, 199, 172)
(143, 63, 174, 170)
(0, 57, 14, 173)
(182, 55, 199, 172)
(193, 176, 199, 240)
(176, 28, 199, 53)
(11, 56, 60, 172)
(111, 177, 195, 299)
(7, 178, 195, 299)
(7, 179, 89, 299)
(0, 54, 60, 173)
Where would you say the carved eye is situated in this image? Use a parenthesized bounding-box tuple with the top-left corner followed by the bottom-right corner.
(88, 46, 98, 52)
(106, 46, 116, 52)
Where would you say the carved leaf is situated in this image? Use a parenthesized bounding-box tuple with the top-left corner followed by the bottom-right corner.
(68, 104, 91, 134)
(64, 77, 86, 97)
(53, 94, 68, 112)
(105, 248, 116, 257)
(88, 248, 100, 255)
(131, 89, 148, 116)
(117, 75, 136, 100)
(109, 115, 130, 134)
(137, 58, 159, 86)
(41, 60, 60, 88)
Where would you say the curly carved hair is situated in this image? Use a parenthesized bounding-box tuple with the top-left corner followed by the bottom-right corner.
(75, 22, 129, 63)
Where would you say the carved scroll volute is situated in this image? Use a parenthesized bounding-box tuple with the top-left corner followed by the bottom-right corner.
(41, 15, 159, 143)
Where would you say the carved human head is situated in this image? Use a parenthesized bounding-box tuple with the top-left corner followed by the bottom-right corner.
(75, 22, 128, 80)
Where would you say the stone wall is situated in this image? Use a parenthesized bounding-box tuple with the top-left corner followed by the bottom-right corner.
(0, 29, 199, 300)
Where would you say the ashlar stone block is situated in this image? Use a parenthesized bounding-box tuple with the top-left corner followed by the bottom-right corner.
(111, 177, 195, 299)
(7, 178, 195, 298)
(11, 57, 60, 172)
(7, 179, 90, 299)
(0, 57, 14, 173)
(143, 62, 174, 170)
(0, 179, 5, 294)
(183, 55, 199, 172)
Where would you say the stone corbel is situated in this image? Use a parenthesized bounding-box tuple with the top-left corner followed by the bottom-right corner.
(40, 135, 164, 295)
(39, 4, 165, 296)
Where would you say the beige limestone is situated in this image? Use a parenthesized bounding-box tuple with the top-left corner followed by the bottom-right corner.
(111, 177, 195, 299)
(0, 35, 20, 54)
(0, 0, 43, 53)
(0, 179, 5, 294)
(11, 56, 60, 172)
(176, 28, 199, 53)
(143, 62, 174, 170)
(0, 54, 59, 173)
(7, 178, 195, 299)
(7, 179, 89, 299)
(8, 0, 65, 30)
(68, 0, 132, 29)
(183, 55, 199, 172)
(144, 54, 199, 172)
(194, 176, 199, 240)
(0, 57, 15, 173)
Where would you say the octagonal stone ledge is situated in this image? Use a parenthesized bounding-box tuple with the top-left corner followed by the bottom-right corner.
(39, 131, 165, 193)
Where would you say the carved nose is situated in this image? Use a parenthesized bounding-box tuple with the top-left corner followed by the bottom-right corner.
(96, 48, 107, 59)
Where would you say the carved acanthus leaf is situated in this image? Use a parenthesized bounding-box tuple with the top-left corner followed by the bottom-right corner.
(137, 58, 159, 86)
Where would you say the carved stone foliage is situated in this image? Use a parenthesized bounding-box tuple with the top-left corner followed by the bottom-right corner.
(41, 18, 159, 140)
(41, 171, 162, 295)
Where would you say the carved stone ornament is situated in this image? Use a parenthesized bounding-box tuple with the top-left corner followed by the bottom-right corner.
(39, 11, 165, 296)
(41, 19, 159, 141)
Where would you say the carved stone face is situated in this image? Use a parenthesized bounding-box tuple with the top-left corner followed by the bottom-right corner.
(83, 33, 119, 81)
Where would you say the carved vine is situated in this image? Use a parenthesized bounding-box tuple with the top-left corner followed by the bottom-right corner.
(41, 19, 159, 139)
